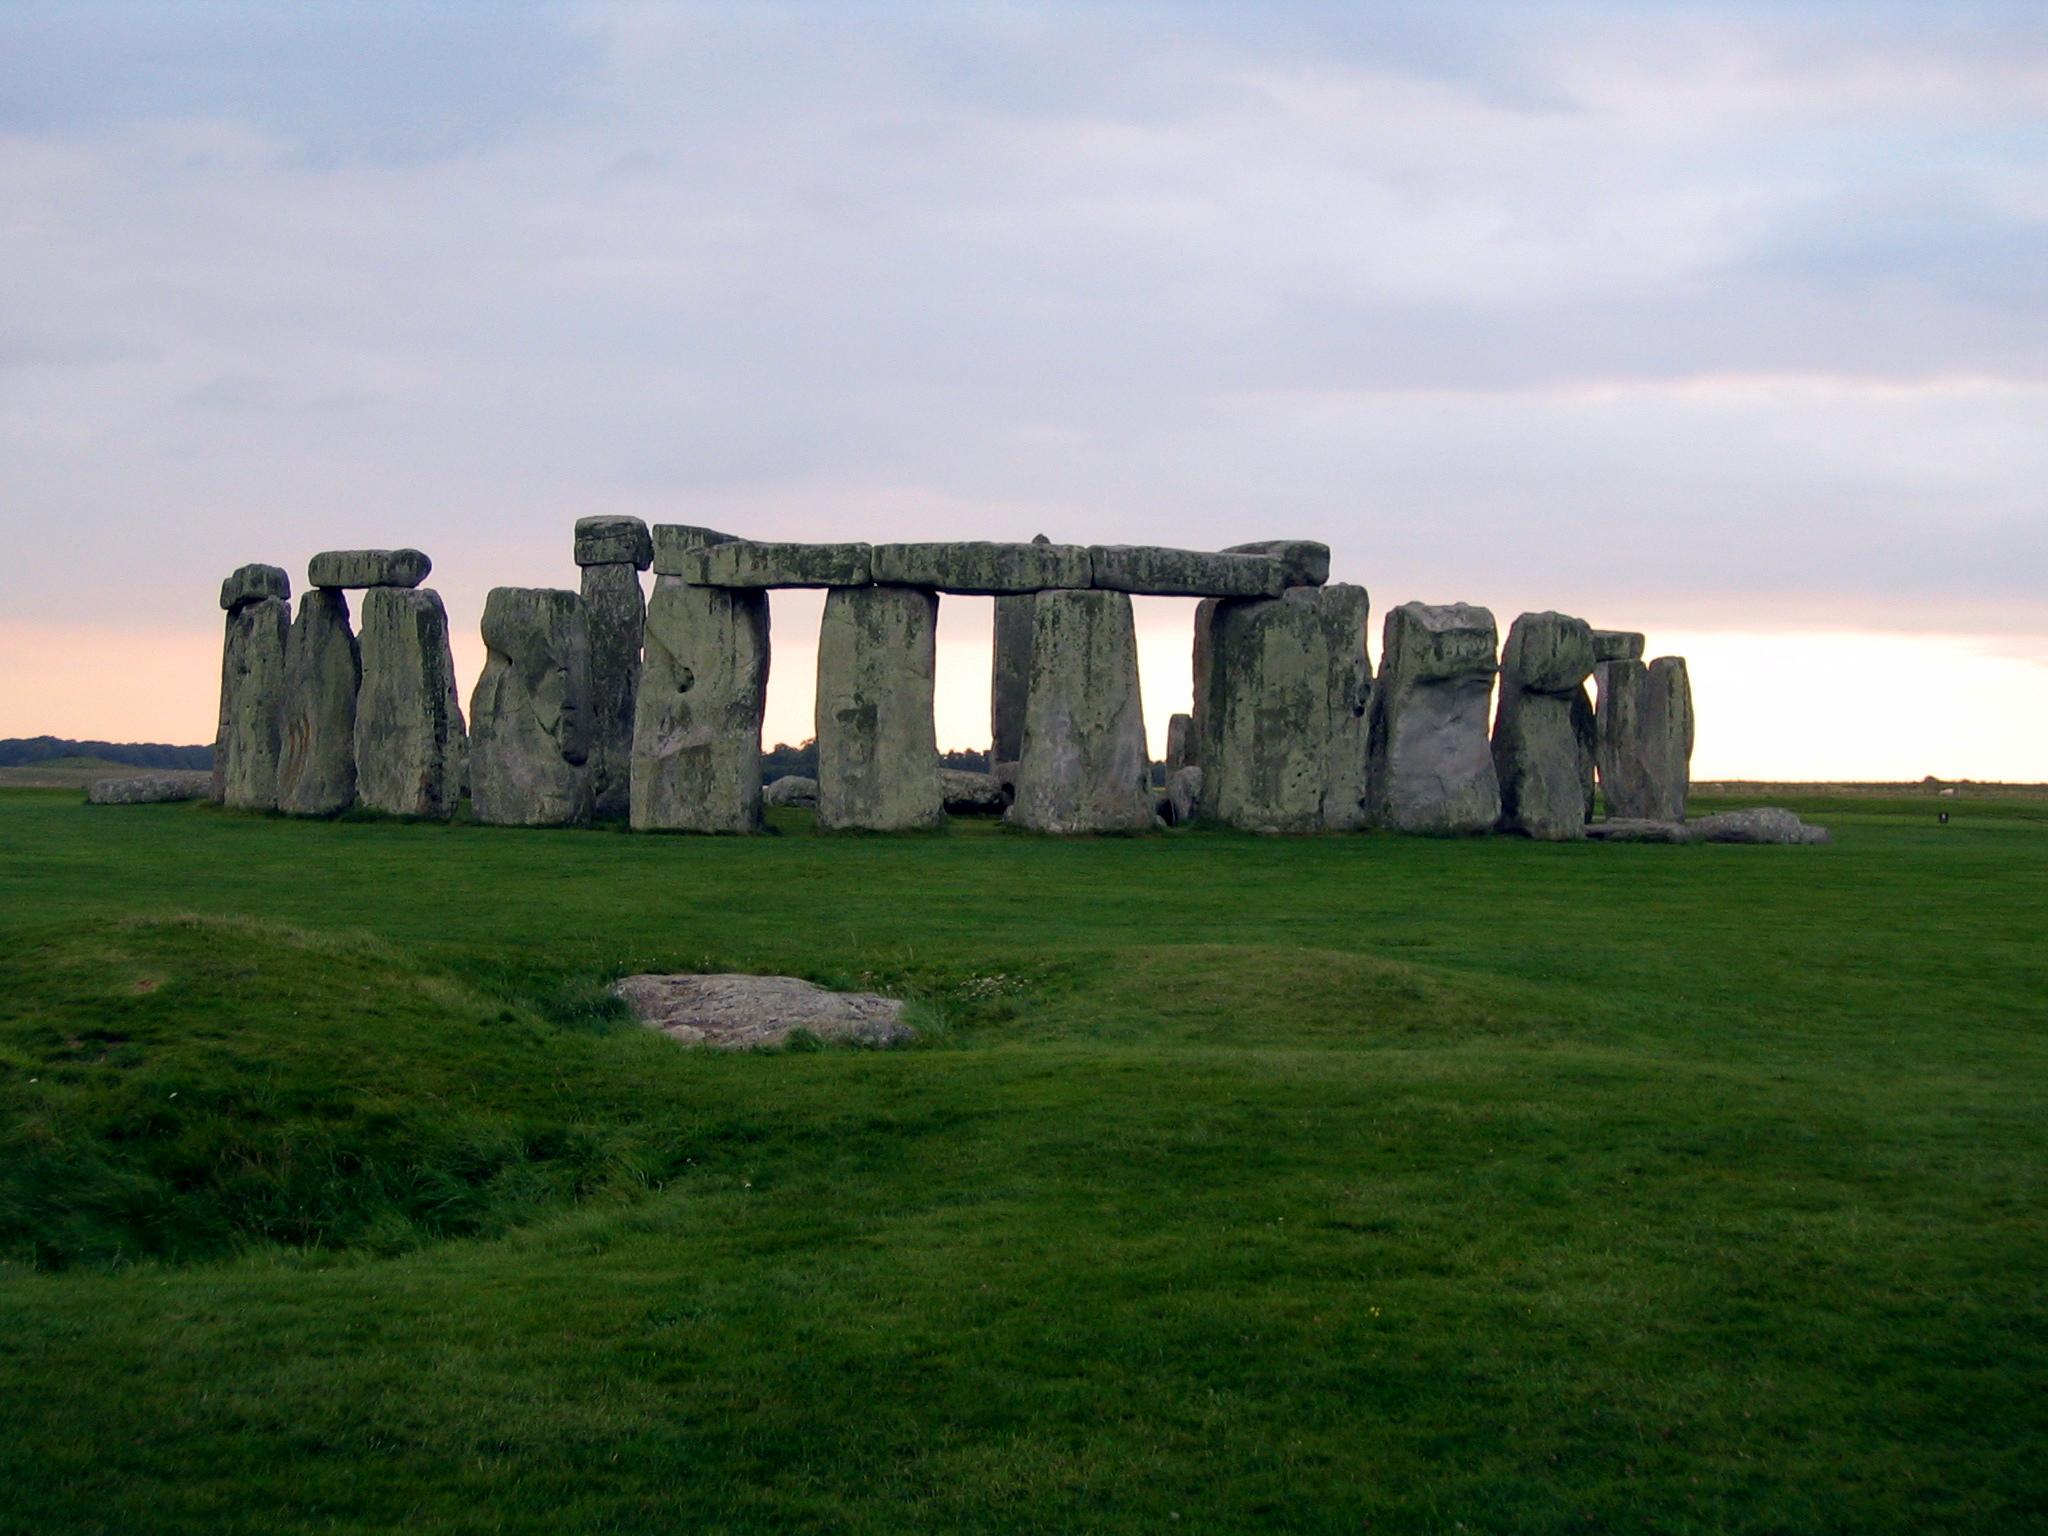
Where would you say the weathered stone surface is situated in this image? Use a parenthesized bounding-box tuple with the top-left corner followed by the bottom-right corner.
(1596, 655, 1693, 822)
(277, 588, 360, 816)
(1165, 713, 1193, 771)
(574, 515, 653, 569)
(630, 576, 769, 832)
(354, 587, 465, 818)
(991, 590, 1037, 764)
(1692, 807, 1830, 845)
(1190, 597, 1220, 772)
(1571, 683, 1597, 824)
(666, 539, 872, 588)
(88, 771, 211, 805)
(649, 524, 738, 572)
(1366, 602, 1501, 835)
(1203, 584, 1372, 832)
(1492, 611, 1595, 840)
(1223, 540, 1331, 588)
(1010, 589, 1153, 833)
(815, 585, 943, 831)
(1087, 546, 1285, 599)
(941, 768, 1006, 815)
(871, 540, 1090, 593)
(220, 563, 289, 612)
(1583, 818, 1693, 843)
(763, 774, 819, 808)
(468, 587, 594, 827)
(1643, 657, 1695, 824)
(1592, 630, 1646, 663)
(1166, 764, 1203, 825)
(580, 562, 645, 820)
(614, 973, 914, 1050)
(217, 595, 290, 810)
(306, 549, 430, 590)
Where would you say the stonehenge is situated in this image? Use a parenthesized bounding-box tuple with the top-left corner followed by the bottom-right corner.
(468, 587, 594, 827)
(1492, 611, 1596, 840)
(205, 528, 1701, 843)
(1366, 603, 1502, 835)
(815, 584, 944, 831)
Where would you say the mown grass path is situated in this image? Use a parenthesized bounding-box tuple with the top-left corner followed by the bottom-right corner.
(1, 790, 2042, 1532)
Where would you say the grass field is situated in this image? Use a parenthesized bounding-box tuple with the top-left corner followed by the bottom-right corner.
(1, 788, 2043, 1533)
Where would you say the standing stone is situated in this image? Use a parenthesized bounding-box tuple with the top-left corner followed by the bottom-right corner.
(1203, 584, 1371, 832)
(1570, 683, 1597, 824)
(815, 585, 944, 831)
(1165, 713, 1193, 771)
(469, 587, 594, 827)
(1010, 589, 1152, 833)
(1366, 603, 1501, 835)
(217, 595, 290, 810)
(277, 588, 360, 815)
(1643, 657, 1694, 823)
(1491, 611, 1596, 840)
(1190, 597, 1221, 773)
(631, 576, 770, 833)
(355, 587, 465, 819)
(580, 561, 646, 820)
(991, 592, 1036, 771)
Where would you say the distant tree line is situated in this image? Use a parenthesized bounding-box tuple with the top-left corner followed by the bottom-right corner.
(760, 739, 990, 784)
(0, 736, 213, 770)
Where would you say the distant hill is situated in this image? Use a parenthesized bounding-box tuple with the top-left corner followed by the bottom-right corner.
(0, 737, 213, 770)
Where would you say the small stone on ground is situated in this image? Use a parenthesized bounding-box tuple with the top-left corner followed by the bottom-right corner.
(612, 973, 914, 1049)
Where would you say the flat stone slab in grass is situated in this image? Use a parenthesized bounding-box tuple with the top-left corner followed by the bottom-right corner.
(1692, 807, 1832, 845)
(612, 974, 914, 1049)
(87, 771, 212, 804)
(1584, 818, 1695, 843)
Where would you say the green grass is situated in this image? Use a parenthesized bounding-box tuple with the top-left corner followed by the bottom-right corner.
(1, 788, 2043, 1533)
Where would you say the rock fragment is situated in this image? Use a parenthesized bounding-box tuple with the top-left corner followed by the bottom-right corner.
(88, 772, 211, 805)
(614, 973, 914, 1050)
(940, 768, 1006, 815)
(763, 774, 819, 809)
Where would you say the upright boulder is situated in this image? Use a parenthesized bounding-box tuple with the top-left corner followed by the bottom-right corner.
(1595, 657, 1692, 822)
(1366, 603, 1501, 835)
(1010, 589, 1152, 833)
(991, 592, 1036, 770)
(576, 517, 651, 820)
(469, 587, 594, 827)
(217, 593, 291, 811)
(1165, 713, 1193, 771)
(354, 587, 465, 818)
(1202, 584, 1371, 832)
(815, 585, 944, 831)
(1491, 611, 1596, 840)
(631, 576, 770, 833)
(276, 588, 360, 815)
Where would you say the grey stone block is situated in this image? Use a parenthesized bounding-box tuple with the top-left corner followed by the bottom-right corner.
(1010, 589, 1153, 833)
(871, 540, 1090, 593)
(469, 587, 594, 827)
(1592, 629, 1646, 663)
(1366, 602, 1500, 835)
(1223, 540, 1331, 588)
(814, 585, 944, 831)
(991, 591, 1037, 765)
(307, 549, 430, 589)
(580, 562, 645, 820)
(664, 539, 872, 588)
(1087, 546, 1286, 598)
(216, 596, 290, 810)
(1492, 611, 1595, 840)
(574, 516, 654, 569)
(354, 587, 465, 819)
(630, 576, 769, 832)
(649, 524, 738, 571)
(220, 563, 290, 613)
(277, 588, 360, 816)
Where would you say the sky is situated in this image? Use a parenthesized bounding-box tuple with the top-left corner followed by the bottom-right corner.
(3, 0, 2045, 778)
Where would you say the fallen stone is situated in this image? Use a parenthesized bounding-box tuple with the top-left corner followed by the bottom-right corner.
(815, 584, 944, 830)
(941, 768, 1006, 814)
(1166, 764, 1203, 825)
(1010, 589, 1153, 833)
(306, 549, 430, 589)
(574, 515, 654, 569)
(649, 524, 738, 571)
(217, 595, 290, 810)
(613, 973, 914, 1050)
(1223, 539, 1331, 588)
(1492, 611, 1596, 841)
(1366, 602, 1500, 835)
(1202, 584, 1372, 832)
(991, 588, 1037, 765)
(354, 587, 466, 818)
(87, 771, 211, 805)
(665, 539, 872, 588)
(1691, 807, 1830, 845)
(1088, 546, 1286, 599)
(631, 576, 770, 832)
(1165, 712, 1193, 771)
(469, 587, 594, 827)
(871, 540, 1090, 593)
(580, 561, 645, 819)
(763, 774, 819, 809)
(1592, 630, 1646, 663)
(1584, 818, 1694, 843)
(219, 563, 290, 613)
(276, 588, 360, 816)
